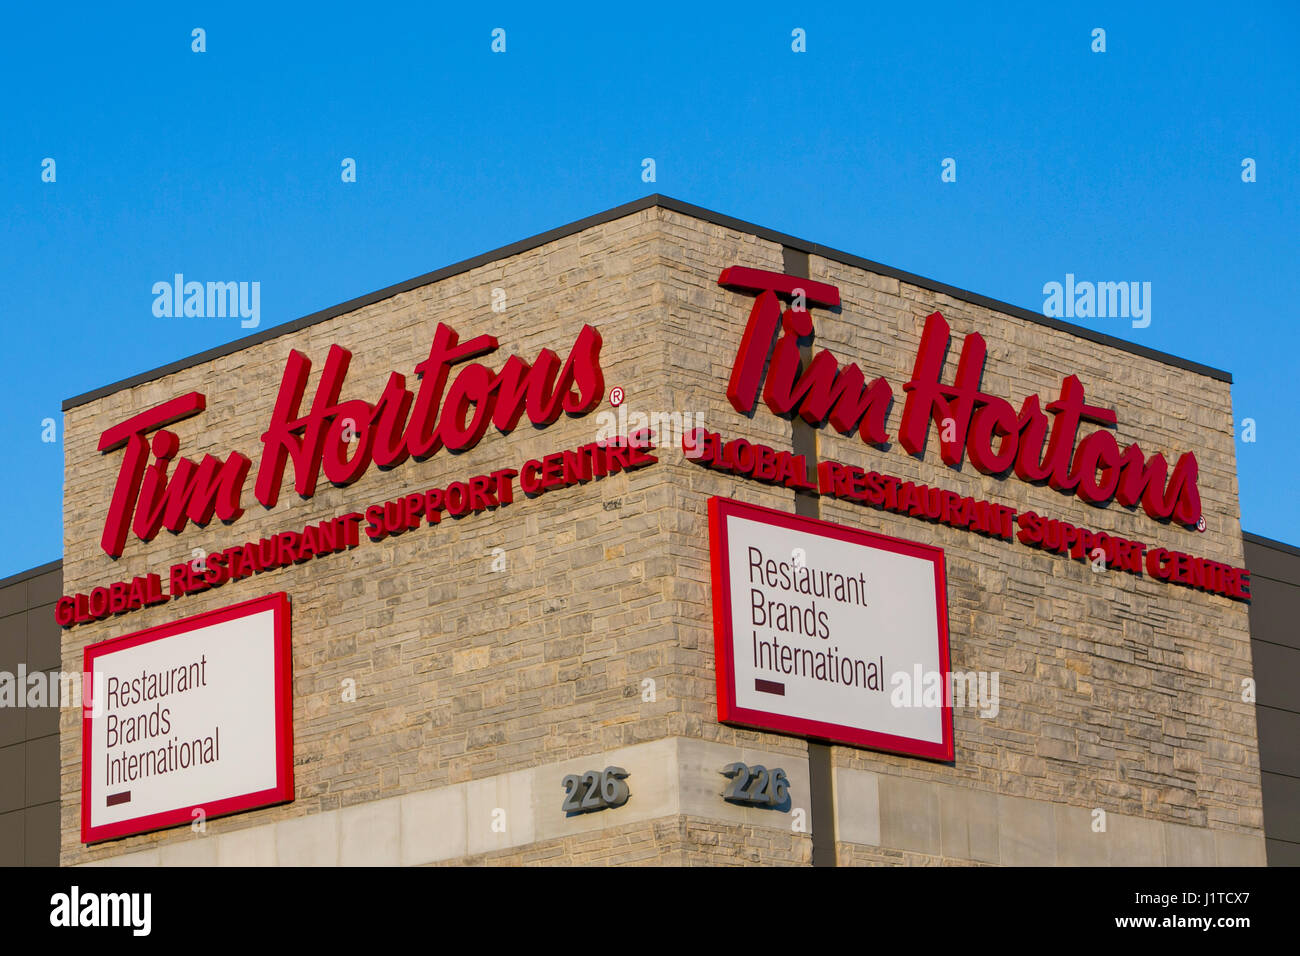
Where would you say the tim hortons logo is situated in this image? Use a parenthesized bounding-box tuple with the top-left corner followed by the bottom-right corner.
(96, 323, 605, 556)
(718, 266, 1202, 526)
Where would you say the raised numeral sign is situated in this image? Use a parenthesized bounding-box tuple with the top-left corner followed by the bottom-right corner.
(561, 766, 630, 814)
(722, 762, 790, 810)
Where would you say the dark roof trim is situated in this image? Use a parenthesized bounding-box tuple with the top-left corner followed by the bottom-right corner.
(63, 194, 1231, 411)
(1244, 531, 1300, 558)
(0, 558, 62, 590)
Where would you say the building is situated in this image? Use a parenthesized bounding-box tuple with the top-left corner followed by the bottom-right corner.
(1, 196, 1294, 866)
(1242, 532, 1300, 865)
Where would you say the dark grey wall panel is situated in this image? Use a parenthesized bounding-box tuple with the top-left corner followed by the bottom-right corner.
(24, 803, 58, 866)
(1256, 706, 1300, 779)
(0, 562, 63, 868)
(1247, 578, 1300, 652)
(0, 810, 22, 867)
(1245, 533, 1300, 585)
(0, 744, 24, 815)
(26, 606, 60, 673)
(0, 604, 24, 748)
(1266, 839, 1300, 867)
(1252, 641, 1300, 713)
(1244, 534, 1300, 866)
(0, 617, 23, 674)
(26, 686, 58, 739)
(23, 737, 59, 808)
(0, 583, 24, 619)
(1260, 772, 1300, 846)
(26, 573, 61, 608)
(0, 699, 22, 750)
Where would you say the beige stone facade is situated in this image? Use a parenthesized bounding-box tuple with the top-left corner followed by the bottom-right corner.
(58, 199, 1265, 866)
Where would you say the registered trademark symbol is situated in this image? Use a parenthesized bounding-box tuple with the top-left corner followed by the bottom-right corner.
(1196, 517, 1206, 532)
(609, 386, 625, 407)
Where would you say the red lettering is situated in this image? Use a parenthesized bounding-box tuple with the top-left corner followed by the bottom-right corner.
(241, 322, 603, 522)
(1017, 511, 1043, 545)
(603, 442, 631, 472)
(540, 453, 565, 489)
(322, 398, 375, 485)
(862, 471, 884, 506)
(55, 597, 75, 627)
(97, 392, 206, 557)
(371, 373, 414, 468)
(424, 489, 444, 523)
(818, 461, 846, 497)
(108, 582, 128, 614)
(277, 531, 298, 566)
(1234, 570, 1251, 600)
(169, 563, 190, 597)
(967, 399, 1019, 474)
(881, 475, 899, 510)
(561, 450, 591, 485)
(445, 482, 470, 516)
(720, 269, 1203, 529)
(467, 475, 495, 511)
(340, 513, 364, 547)
(520, 460, 542, 495)
(204, 552, 229, 585)
(365, 503, 387, 540)
(719, 268, 840, 414)
(491, 469, 517, 506)
(299, 524, 320, 559)
(403, 493, 425, 529)
(1147, 548, 1173, 580)
(899, 312, 987, 465)
(626, 430, 658, 468)
(256, 345, 349, 506)
(1072, 431, 1123, 502)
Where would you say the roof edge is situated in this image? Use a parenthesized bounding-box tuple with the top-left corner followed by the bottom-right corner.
(0, 558, 62, 591)
(62, 193, 1231, 411)
(1243, 530, 1300, 558)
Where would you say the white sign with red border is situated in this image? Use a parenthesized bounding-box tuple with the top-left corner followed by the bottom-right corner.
(709, 496, 953, 761)
(81, 592, 293, 843)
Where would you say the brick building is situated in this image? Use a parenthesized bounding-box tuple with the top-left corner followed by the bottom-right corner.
(7, 196, 1289, 866)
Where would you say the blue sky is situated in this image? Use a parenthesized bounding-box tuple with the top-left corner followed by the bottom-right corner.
(1, 2, 1296, 578)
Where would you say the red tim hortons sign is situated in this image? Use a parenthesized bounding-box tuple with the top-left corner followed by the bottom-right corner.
(94, 323, 605, 557)
(717, 266, 1203, 527)
(84, 266, 1204, 567)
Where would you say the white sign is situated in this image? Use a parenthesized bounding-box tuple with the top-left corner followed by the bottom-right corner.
(82, 592, 293, 842)
(709, 497, 953, 760)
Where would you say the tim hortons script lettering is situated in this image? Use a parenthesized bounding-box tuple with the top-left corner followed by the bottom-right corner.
(719, 267, 1202, 527)
(96, 323, 605, 556)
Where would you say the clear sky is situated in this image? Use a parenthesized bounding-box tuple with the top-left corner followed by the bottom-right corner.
(1, 2, 1296, 579)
